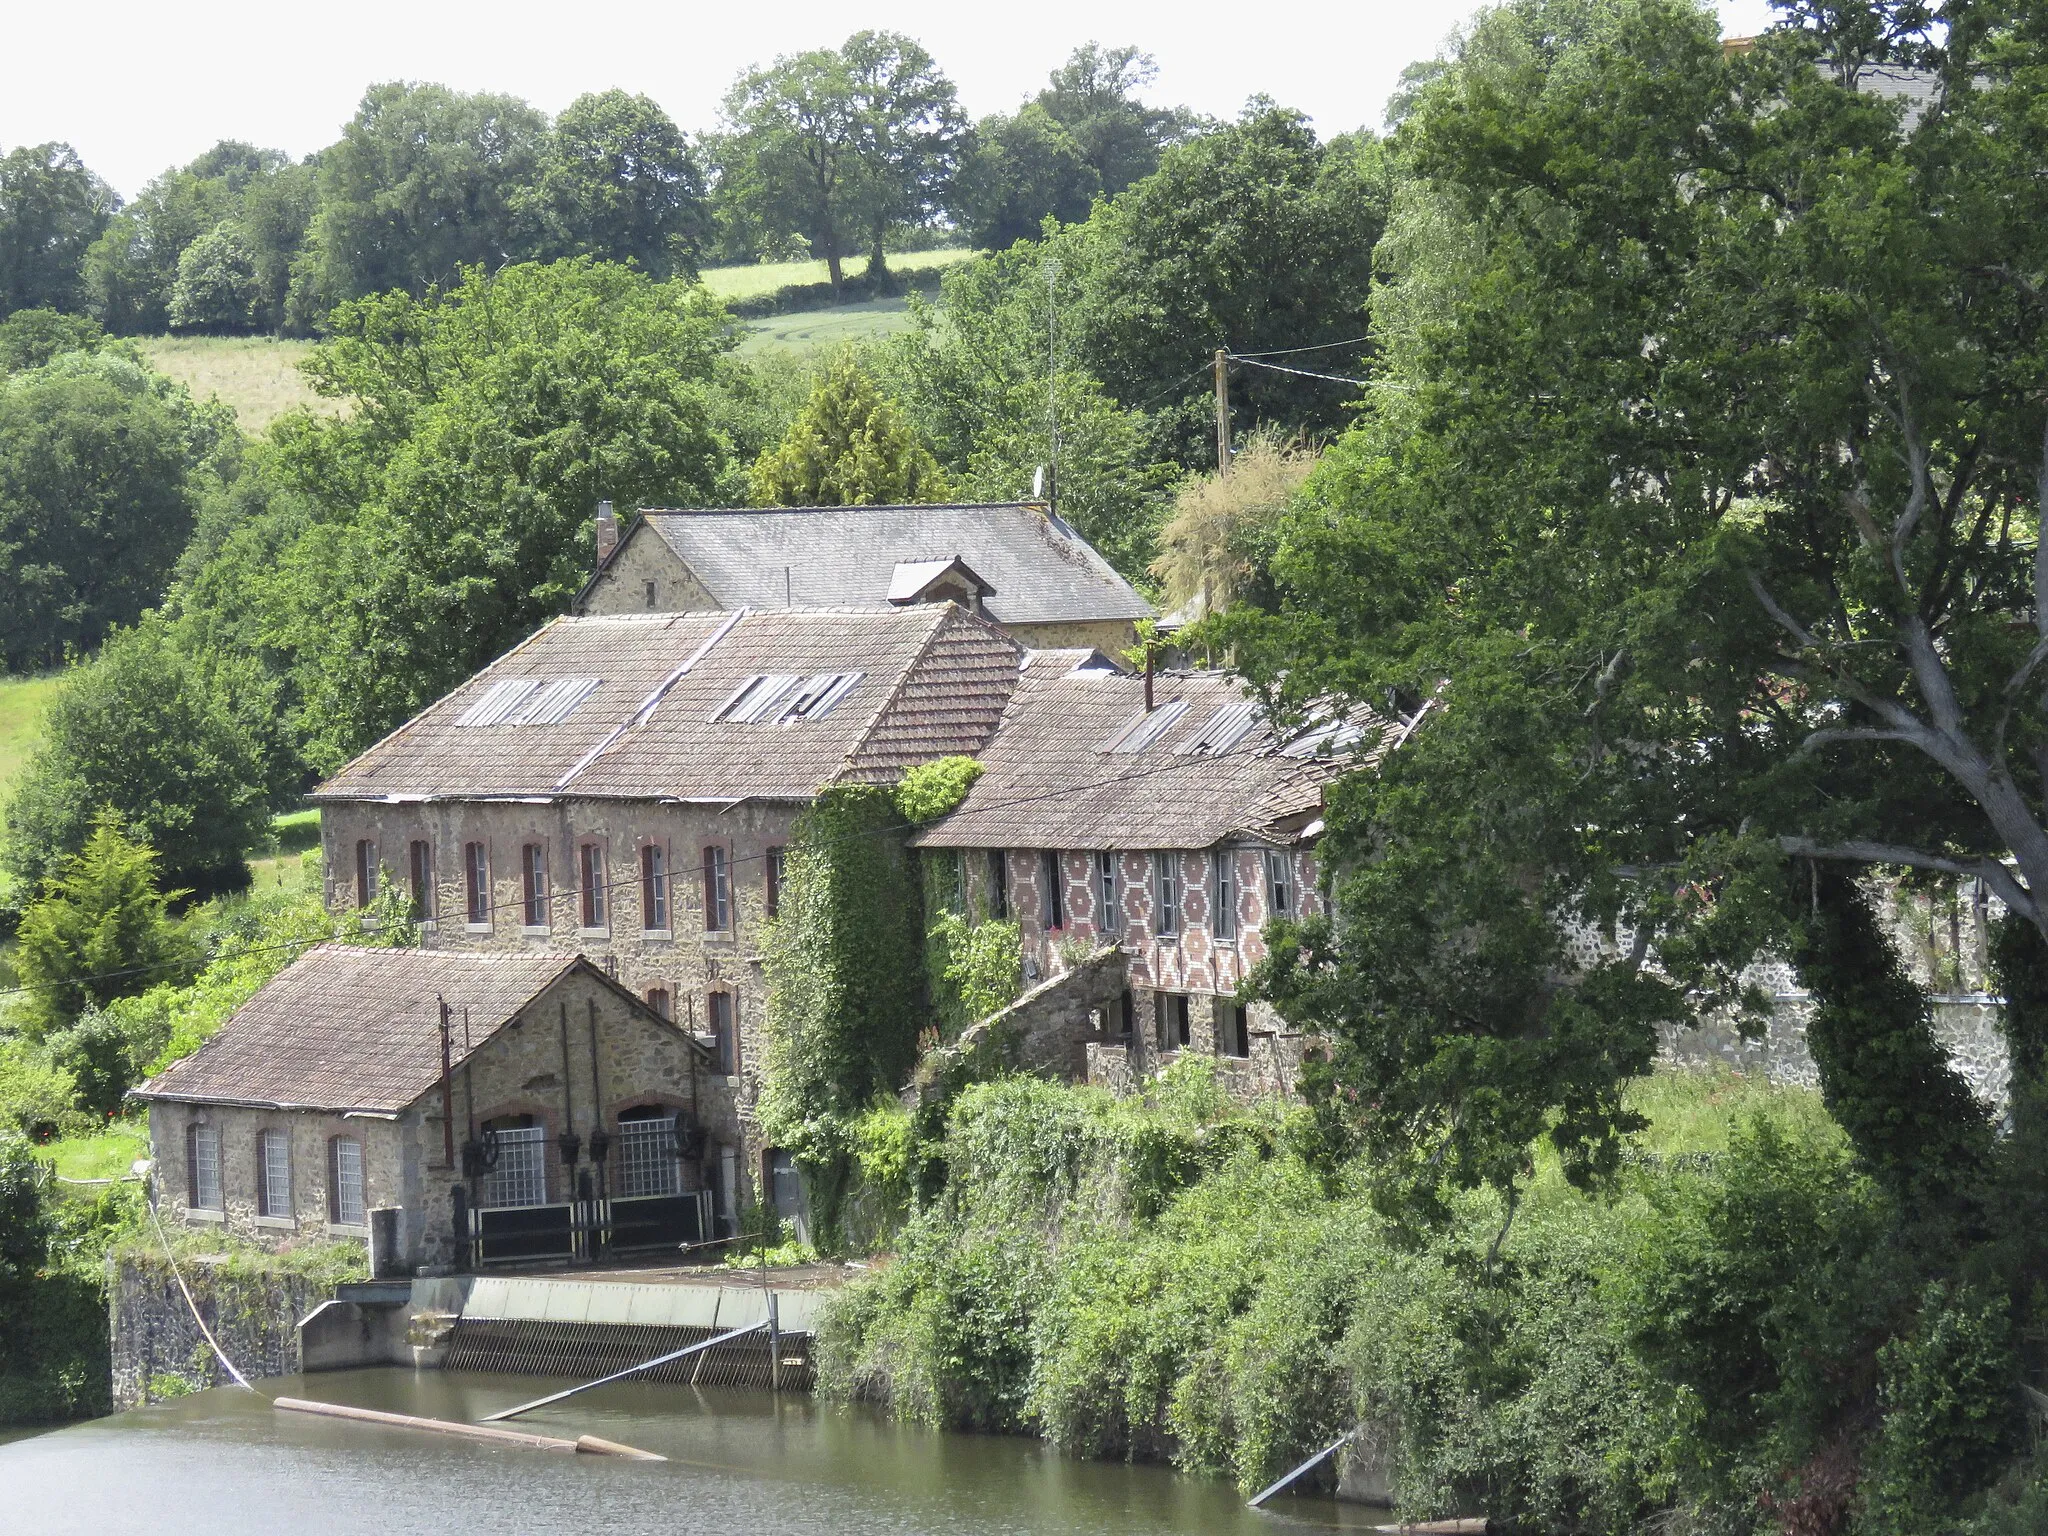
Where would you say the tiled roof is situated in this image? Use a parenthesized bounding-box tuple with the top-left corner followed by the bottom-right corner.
(314, 606, 1022, 803)
(132, 946, 606, 1114)
(593, 504, 1153, 626)
(914, 653, 1389, 851)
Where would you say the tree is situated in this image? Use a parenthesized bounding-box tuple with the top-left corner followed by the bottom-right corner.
(0, 351, 230, 670)
(0, 309, 102, 374)
(2, 619, 272, 902)
(302, 82, 547, 309)
(751, 356, 947, 506)
(0, 144, 115, 317)
(1034, 44, 1202, 195)
(168, 223, 262, 332)
(953, 105, 1099, 251)
(721, 32, 964, 294)
(525, 90, 706, 279)
(1216, 0, 2048, 1215)
(185, 259, 748, 765)
(1150, 431, 1315, 617)
(11, 811, 196, 1039)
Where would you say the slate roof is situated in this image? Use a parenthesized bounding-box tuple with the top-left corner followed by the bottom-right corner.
(914, 652, 1392, 851)
(131, 947, 633, 1114)
(582, 504, 1152, 626)
(314, 605, 1022, 803)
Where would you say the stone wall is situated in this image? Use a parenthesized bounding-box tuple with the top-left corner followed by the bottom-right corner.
(109, 1246, 354, 1409)
(320, 797, 786, 1180)
(576, 524, 719, 616)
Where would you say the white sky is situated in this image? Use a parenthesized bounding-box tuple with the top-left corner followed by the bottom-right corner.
(6, 0, 1779, 201)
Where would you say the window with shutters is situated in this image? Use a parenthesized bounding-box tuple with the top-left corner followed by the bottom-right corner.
(579, 842, 607, 930)
(1211, 850, 1236, 942)
(1154, 852, 1181, 936)
(464, 842, 489, 926)
(641, 844, 668, 931)
(1040, 850, 1065, 930)
(257, 1129, 292, 1218)
(521, 844, 548, 928)
(328, 1137, 365, 1227)
(702, 846, 730, 931)
(1266, 851, 1293, 918)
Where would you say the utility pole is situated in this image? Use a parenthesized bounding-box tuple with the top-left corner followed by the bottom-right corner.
(1213, 349, 1232, 478)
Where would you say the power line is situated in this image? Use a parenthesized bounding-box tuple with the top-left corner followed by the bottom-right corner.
(0, 739, 1367, 1004)
(1226, 355, 1373, 389)
(1229, 336, 1371, 360)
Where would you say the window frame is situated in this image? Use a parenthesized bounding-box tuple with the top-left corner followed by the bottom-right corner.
(764, 847, 785, 919)
(464, 842, 490, 928)
(1154, 852, 1181, 937)
(989, 850, 1009, 920)
(645, 986, 673, 1021)
(1211, 850, 1236, 942)
(641, 842, 669, 932)
(187, 1123, 222, 1212)
(643, 578, 658, 609)
(521, 843, 549, 929)
(407, 839, 434, 922)
(702, 845, 731, 932)
(578, 840, 608, 931)
(1096, 851, 1119, 939)
(1040, 850, 1065, 931)
(708, 990, 737, 1076)
(1266, 850, 1293, 919)
(257, 1128, 293, 1220)
(328, 1135, 365, 1227)
(354, 838, 378, 908)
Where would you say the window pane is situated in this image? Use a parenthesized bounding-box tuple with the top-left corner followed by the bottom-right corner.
(192, 1126, 222, 1210)
(1156, 853, 1180, 935)
(765, 848, 784, 918)
(642, 845, 668, 930)
(260, 1131, 291, 1218)
(1097, 852, 1118, 937)
(616, 1114, 681, 1198)
(703, 847, 730, 930)
(465, 843, 488, 924)
(332, 1138, 365, 1226)
(1042, 851, 1064, 929)
(523, 845, 547, 926)
(1213, 851, 1236, 940)
(709, 992, 735, 1075)
(580, 843, 606, 928)
(482, 1126, 548, 1208)
(355, 840, 377, 907)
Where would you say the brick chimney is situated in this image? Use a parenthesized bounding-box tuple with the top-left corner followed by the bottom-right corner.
(594, 500, 619, 567)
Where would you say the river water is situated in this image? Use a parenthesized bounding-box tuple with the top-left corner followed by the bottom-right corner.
(0, 1370, 1376, 1534)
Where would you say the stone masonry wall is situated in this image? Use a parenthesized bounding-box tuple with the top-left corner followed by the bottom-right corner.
(576, 525, 720, 616)
(109, 1247, 345, 1409)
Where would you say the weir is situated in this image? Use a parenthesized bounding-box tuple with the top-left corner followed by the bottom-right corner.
(298, 1273, 826, 1392)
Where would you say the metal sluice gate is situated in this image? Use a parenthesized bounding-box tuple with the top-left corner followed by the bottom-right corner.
(444, 1317, 814, 1390)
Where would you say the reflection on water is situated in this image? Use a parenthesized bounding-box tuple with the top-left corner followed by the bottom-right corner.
(0, 1370, 1377, 1534)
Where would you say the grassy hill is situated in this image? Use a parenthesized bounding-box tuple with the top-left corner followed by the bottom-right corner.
(0, 673, 60, 808)
(137, 336, 333, 433)
(132, 251, 978, 426)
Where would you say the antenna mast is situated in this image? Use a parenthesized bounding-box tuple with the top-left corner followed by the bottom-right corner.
(1045, 257, 1060, 516)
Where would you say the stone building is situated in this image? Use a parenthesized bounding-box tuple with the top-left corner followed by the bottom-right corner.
(573, 501, 1152, 653)
(915, 651, 1386, 1101)
(311, 604, 1022, 1195)
(132, 946, 732, 1270)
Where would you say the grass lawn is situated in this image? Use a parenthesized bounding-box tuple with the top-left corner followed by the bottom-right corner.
(38, 1119, 149, 1183)
(137, 336, 336, 433)
(0, 672, 60, 806)
(699, 248, 977, 302)
(736, 298, 921, 355)
(246, 808, 320, 898)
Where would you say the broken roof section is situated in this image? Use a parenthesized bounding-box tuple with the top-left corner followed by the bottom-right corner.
(315, 605, 1022, 804)
(578, 504, 1152, 627)
(915, 652, 1392, 852)
(131, 946, 684, 1115)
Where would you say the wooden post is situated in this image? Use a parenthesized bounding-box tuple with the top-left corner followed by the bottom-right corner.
(438, 997, 454, 1169)
(1213, 348, 1232, 478)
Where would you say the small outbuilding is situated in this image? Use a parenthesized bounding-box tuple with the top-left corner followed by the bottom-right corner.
(132, 945, 737, 1273)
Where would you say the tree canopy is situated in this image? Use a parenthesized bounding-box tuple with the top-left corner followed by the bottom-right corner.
(0, 145, 114, 319)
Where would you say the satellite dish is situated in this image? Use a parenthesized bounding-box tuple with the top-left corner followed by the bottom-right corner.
(1032, 465, 1045, 499)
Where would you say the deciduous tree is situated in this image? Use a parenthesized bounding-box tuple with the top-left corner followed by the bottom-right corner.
(0, 144, 114, 318)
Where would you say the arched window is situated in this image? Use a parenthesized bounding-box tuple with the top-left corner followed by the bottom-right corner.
(615, 1105, 680, 1198)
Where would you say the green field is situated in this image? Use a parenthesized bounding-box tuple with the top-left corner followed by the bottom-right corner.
(699, 247, 975, 302)
(737, 298, 922, 354)
(0, 673, 59, 807)
(137, 336, 334, 433)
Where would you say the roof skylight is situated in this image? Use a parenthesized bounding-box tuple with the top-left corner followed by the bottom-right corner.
(712, 671, 865, 725)
(457, 677, 601, 728)
(1178, 700, 1261, 756)
(1101, 698, 1189, 754)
